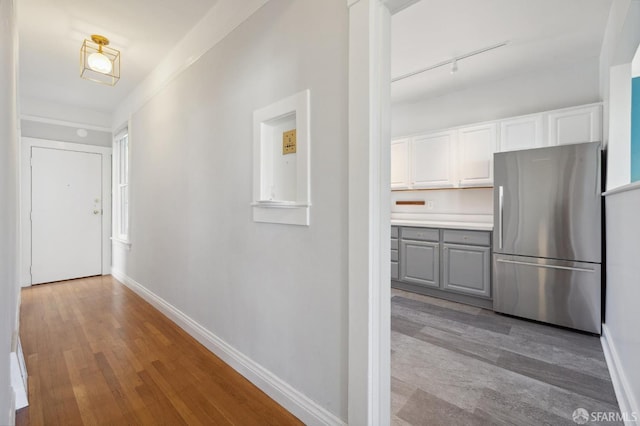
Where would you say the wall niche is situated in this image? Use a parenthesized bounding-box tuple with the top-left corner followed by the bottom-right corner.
(252, 90, 310, 225)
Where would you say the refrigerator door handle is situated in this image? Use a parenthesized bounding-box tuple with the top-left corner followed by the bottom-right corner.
(498, 186, 504, 249)
(496, 258, 595, 273)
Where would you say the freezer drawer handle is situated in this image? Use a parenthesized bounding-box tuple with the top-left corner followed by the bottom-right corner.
(498, 186, 504, 249)
(496, 259, 595, 273)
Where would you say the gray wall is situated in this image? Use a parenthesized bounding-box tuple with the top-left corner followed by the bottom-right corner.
(392, 56, 601, 137)
(21, 120, 112, 147)
(0, 0, 19, 423)
(113, 0, 349, 419)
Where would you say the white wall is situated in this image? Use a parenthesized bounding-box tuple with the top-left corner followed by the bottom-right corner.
(0, 0, 20, 423)
(599, 0, 640, 190)
(392, 57, 600, 137)
(604, 188, 640, 422)
(391, 188, 492, 224)
(113, 0, 348, 421)
(599, 0, 640, 422)
(607, 63, 633, 189)
(21, 97, 112, 129)
(111, 0, 268, 129)
(599, 0, 627, 147)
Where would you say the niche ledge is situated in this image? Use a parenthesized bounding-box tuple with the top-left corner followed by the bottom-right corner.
(252, 90, 310, 226)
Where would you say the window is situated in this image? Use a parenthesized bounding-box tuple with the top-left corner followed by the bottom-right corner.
(113, 130, 129, 242)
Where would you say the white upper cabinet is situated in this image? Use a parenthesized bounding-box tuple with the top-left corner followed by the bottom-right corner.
(457, 123, 497, 187)
(547, 104, 602, 146)
(411, 131, 456, 188)
(498, 114, 544, 152)
(391, 139, 410, 189)
(390, 103, 602, 191)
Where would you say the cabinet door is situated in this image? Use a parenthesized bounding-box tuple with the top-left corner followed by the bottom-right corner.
(457, 123, 497, 187)
(391, 139, 410, 189)
(411, 131, 456, 188)
(400, 240, 439, 288)
(499, 115, 544, 152)
(442, 244, 490, 297)
(547, 105, 602, 146)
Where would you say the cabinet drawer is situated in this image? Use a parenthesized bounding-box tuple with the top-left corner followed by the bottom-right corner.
(391, 262, 399, 280)
(391, 239, 398, 250)
(391, 249, 398, 262)
(391, 226, 399, 238)
(443, 229, 490, 246)
(401, 227, 439, 242)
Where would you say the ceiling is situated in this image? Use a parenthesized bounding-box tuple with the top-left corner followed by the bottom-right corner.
(391, 0, 613, 103)
(18, 0, 218, 115)
(18, 0, 615, 115)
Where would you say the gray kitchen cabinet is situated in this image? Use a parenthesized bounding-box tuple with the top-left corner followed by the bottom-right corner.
(400, 240, 440, 288)
(392, 225, 493, 308)
(391, 226, 399, 238)
(442, 243, 491, 297)
(401, 227, 439, 242)
(391, 262, 399, 280)
(391, 226, 399, 280)
(442, 229, 491, 246)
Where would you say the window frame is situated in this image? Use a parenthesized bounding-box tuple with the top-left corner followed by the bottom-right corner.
(112, 129, 130, 244)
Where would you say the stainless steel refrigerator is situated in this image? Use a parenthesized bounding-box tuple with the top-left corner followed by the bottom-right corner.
(493, 141, 602, 334)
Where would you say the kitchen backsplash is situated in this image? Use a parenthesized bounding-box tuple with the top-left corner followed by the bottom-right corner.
(391, 188, 493, 223)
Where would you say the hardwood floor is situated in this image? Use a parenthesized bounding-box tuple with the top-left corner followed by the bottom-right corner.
(391, 289, 621, 426)
(16, 275, 302, 426)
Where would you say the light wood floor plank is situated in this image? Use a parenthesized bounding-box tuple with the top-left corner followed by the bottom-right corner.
(16, 275, 302, 426)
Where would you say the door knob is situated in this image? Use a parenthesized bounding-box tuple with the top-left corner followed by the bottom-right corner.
(93, 210, 100, 215)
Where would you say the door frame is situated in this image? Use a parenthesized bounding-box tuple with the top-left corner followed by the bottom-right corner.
(347, 0, 391, 424)
(19, 137, 112, 287)
(347, 0, 420, 423)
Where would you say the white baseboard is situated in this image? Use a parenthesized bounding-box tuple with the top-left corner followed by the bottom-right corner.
(10, 352, 28, 410)
(601, 324, 640, 425)
(110, 268, 345, 426)
(9, 387, 16, 426)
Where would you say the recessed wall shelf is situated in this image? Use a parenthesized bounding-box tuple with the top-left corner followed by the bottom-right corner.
(252, 90, 310, 226)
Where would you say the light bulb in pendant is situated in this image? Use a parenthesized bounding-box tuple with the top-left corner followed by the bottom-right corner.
(88, 51, 112, 74)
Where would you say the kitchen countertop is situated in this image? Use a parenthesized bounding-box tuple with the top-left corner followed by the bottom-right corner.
(391, 219, 493, 231)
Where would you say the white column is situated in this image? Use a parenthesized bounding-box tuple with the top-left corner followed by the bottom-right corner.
(348, 0, 391, 424)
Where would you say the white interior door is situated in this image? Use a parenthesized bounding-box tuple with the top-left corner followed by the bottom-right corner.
(31, 147, 103, 284)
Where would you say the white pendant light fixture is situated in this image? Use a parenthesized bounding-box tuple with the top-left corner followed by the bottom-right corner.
(80, 35, 120, 86)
